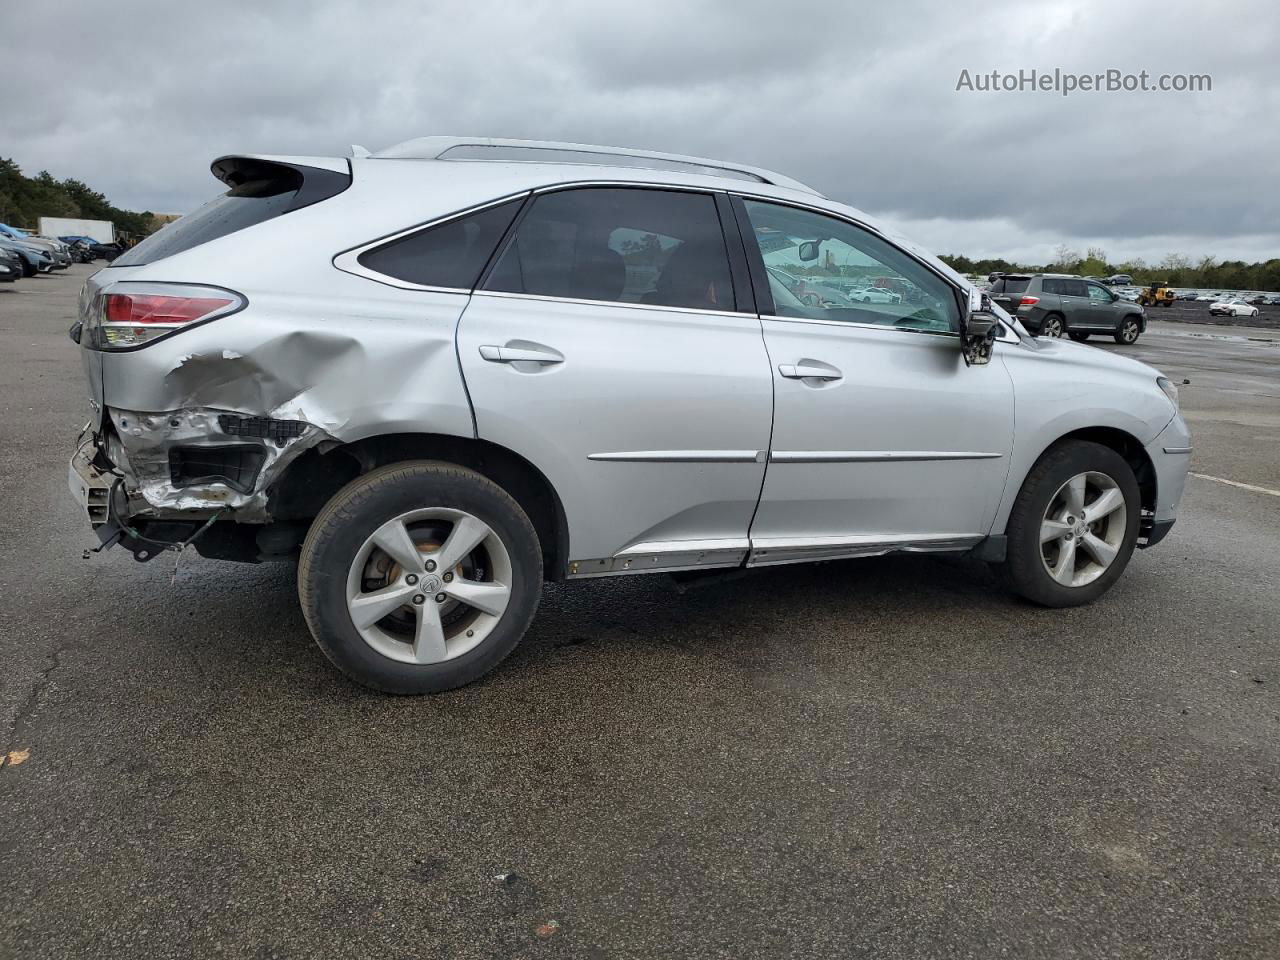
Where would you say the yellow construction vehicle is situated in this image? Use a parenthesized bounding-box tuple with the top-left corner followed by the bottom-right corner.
(1137, 281, 1176, 308)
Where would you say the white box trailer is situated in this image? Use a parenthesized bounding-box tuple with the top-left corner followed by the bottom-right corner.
(37, 217, 115, 243)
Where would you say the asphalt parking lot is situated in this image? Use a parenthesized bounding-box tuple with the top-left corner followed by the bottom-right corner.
(2, 265, 1277, 959)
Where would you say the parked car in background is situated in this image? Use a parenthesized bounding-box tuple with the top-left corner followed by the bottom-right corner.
(1267, 295, 1280, 305)
(0, 224, 70, 268)
(1178, 290, 1200, 300)
(0, 238, 54, 276)
(1209, 298, 1260, 318)
(993, 274, 1145, 343)
(59, 237, 94, 263)
(1193, 292, 1217, 301)
(87, 240, 123, 261)
(848, 285, 902, 304)
(1244, 294, 1267, 305)
(765, 267, 852, 308)
(1105, 274, 1133, 286)
(0, 245, 21, 282)
(987, 273, 1032, 313)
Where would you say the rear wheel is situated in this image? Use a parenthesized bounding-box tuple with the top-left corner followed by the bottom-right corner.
(298, 461, 542, 694)
(1001, 440, 1140, 607)
(1114, 317, 1141, 344)
(1067, 331, 1090, 342)
(1040, 314, 1064, 338)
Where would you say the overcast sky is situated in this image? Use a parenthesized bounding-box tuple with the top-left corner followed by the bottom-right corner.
(4, 0, 1276, 264)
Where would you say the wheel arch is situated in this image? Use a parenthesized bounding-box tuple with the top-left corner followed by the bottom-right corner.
(270, 431, 571, 580)
(1019, 426, 1157, 518)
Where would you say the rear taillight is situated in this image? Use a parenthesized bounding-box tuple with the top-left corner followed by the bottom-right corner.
(84, 283, 244, 350)
(1018, 296, 1040, 306)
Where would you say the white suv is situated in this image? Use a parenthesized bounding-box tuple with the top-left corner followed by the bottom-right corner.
(69, 137, 1191, 693)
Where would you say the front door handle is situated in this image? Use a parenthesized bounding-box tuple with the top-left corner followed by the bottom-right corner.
(778, 359, 843, 382)
(479, 342, 565, 365)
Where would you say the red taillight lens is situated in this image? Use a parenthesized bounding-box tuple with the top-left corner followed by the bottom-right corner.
(89, 287, 242, 349)
(1019, 296, 1040, 306)
(104, 293, 232, 326)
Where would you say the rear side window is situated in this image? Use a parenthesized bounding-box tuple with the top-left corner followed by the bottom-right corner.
(1042, 279, 1064, 295)
(1062, 279, 1089, 296)
(356, 198, 523, 289)
(114, 160, 350, 267)
(483, 187, 735, 311)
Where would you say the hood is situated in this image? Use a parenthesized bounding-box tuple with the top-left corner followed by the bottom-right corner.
(1025, 332, 1164, 380)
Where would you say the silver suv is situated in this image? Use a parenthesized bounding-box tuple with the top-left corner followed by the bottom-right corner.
(68, 138, 1191, 693)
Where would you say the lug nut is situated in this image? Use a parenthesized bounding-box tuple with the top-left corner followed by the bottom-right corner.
(435, 593, 447, 603)
(425, 560, 437, 572)
(405, 574, 418, 585)
(412, 594, 426, 605)
(442, 572, 453, 583)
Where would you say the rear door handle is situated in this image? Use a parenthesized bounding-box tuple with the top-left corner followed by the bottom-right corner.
(778, 359, 843, 382)
(479, 343, 564, 365)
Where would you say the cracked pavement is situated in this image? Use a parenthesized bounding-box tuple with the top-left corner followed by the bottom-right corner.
(1, 265, 1278, 959)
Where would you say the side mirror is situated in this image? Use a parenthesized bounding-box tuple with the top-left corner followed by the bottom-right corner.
(797, 240, 820, 262)
(960, 311, 998, 366)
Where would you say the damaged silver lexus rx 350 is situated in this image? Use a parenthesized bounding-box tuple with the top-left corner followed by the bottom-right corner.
(69, 137, 1192, 693)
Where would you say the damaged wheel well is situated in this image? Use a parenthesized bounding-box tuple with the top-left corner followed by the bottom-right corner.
(269, 433, 570, 579)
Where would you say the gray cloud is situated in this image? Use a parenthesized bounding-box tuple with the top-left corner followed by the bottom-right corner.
(4, 0, 1275, 263)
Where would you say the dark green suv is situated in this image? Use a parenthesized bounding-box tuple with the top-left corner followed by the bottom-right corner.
(989, 274, 1146, 344)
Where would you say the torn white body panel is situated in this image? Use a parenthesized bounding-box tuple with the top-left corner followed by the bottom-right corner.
(108, 407, 335, 520)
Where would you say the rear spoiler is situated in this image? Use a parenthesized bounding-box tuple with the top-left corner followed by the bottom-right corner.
(209, 154, 352, 211)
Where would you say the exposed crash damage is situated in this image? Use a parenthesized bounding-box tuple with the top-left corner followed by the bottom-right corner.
(107, 406, 333, 517)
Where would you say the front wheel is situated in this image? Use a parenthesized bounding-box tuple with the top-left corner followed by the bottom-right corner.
(298, 461, 543, 694)
(1001, 440, 1140, 607)
(1114, 317, 1141, 344)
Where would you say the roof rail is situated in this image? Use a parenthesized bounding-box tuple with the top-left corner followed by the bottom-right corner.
(368, 136, 822, 196)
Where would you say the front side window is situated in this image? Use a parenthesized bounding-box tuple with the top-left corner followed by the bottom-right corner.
(1086, 283, 1113, 302)
(739, 199, 959, 333)
(483, 188, 735, 311)
(357, 197, 524, 288)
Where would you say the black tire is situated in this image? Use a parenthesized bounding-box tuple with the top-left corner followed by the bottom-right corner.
(1114, 316, 1141, 344)
(1040, 314, 1064, 338)
(298, 461, 543, 694)
(21, 261, 35, 278)
(1000, 440, 1141, 607)
(1067, 331, 1090, 342)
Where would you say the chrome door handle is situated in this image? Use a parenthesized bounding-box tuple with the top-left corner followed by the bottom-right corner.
(778, 360, 842, 381)
(479, 343, 564, 364)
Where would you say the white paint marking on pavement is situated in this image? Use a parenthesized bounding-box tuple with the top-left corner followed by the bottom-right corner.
(1189, 472, 1280, 498)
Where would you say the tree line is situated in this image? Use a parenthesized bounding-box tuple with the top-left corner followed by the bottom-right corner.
(940, 244, 1280, 292)
(0, 158, 156, 240)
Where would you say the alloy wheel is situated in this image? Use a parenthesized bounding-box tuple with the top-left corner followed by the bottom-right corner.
(1120, 319, 1140, 343)
(1042, 317, 1063, 338)
(344, 507, 513, 664)
(1039, 471, 1128, 587)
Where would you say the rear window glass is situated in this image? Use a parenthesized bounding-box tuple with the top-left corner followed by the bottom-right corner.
(113, 162, 348, 267)
(356, 198, 524, 289)
(997, 277, 1030, 295)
